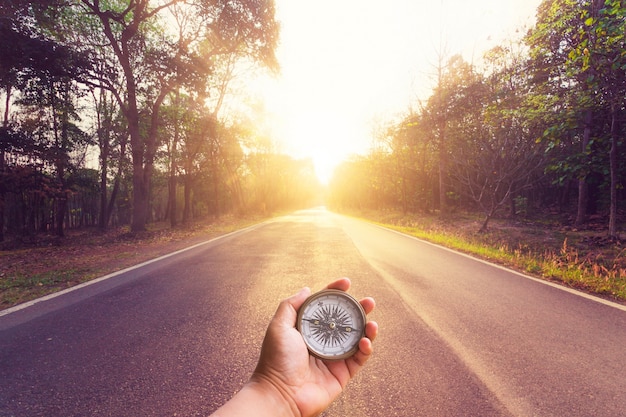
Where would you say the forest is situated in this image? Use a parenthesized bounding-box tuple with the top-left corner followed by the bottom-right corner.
(328, 0, 626, 238)
(1, 0, 625, 245)
(0, 0, 321, 244)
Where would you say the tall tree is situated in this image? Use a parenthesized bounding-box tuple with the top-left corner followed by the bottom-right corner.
(449, 45, 546, 232)
(1, 1, 60, 240)
(76, 0, 278, 231)
(575, 0, 626, 238)
(528, 0, 625, 237)
(527, 0, 601, 227)
(1, 2, 93, 238)
(421, 56, 474, 215)
(431, 51, 451, 216)
(92, 87, 128, 230)
(18, 74, 92, 236)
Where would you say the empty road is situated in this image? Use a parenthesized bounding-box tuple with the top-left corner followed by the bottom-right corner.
(1, 208, 625, 416)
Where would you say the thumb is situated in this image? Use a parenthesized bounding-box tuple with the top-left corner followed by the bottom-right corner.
(274, 287, 311, 327)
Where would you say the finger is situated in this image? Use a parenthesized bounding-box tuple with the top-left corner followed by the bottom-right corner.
(359, 297, 375, 315)
(359, 336, 373, 356)
(365, 320, 378, 343)
(346, 322, 378, 373)
(325, 277, 351, 292)
(346, 336, 374, 375)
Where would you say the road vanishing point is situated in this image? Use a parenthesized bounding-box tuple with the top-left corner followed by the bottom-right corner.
(1, 208, 625, 416)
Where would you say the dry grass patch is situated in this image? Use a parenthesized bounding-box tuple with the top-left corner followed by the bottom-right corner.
(0, 215, 264, 308)
(349, 209, 626, 303)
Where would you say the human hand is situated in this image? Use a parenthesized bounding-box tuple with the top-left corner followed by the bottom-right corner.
(251, 278, 378, 417)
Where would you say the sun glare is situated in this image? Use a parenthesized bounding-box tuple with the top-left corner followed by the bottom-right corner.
(254, 0, 543, 186)
(311, 151, 342, 186)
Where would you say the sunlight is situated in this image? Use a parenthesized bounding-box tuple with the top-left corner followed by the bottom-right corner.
(254, 0, 542, 185)
(311, 150, 342, 186)
(260, 79, 366, 185)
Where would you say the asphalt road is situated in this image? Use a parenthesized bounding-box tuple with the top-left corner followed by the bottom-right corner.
(1, 208, 625, 416)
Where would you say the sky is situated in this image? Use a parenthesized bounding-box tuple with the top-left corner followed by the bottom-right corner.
(254, 0, 544, 183)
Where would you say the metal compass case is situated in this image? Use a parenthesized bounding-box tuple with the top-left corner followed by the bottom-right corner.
(296, 289, 367, 360)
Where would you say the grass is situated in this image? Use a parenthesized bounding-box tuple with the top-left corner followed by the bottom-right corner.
(1, 209, 624, 309)
(0, 214, 267, 309)
(0, 270, 85, 306)
(351, 209, 626, 302)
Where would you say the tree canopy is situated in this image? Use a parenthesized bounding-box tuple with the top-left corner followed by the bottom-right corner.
(328, 0, 625, 238)
(1, 0, 323, 242)
(1, 0, 624, 242)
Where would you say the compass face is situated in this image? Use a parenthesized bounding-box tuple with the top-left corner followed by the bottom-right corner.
(296, 289, 366, 360)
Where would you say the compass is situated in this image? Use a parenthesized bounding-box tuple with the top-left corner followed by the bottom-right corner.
(296, 289, 367, 360)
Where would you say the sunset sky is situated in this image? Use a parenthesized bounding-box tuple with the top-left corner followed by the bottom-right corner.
(255, 0, 544, 183)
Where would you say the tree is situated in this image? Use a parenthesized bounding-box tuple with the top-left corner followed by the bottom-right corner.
(1, 1, 63, 240)
(1, 2, 93, 238)
(92, 87, 128, 230)
(371, 118, 413, 213)
(430, 52, 452, 216)
(421, 55, 481, 216)
(527, 0, 605, 227)
(209, 119, 246, 214)
(576, 0, 626, 238)
(76, 0, 278, 232)
(527, 0, 625, 237)
(398, 110, 440, 213)
(188, 52, 244, 220)
(449, 45, 546, 232)
(327, 156, 381, 211)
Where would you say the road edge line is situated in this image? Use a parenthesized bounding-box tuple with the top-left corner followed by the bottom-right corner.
(0, 223, 264, 318)
(370, 222, 626, 313)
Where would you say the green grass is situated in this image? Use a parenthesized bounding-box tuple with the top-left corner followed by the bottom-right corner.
(0, 214, 275, 309)
(356, 212, 626, 302)
(0, 270, 85, 306)
(0, 270, 78, 290)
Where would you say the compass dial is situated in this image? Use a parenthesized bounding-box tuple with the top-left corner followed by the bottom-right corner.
(296, 289, 366, 360)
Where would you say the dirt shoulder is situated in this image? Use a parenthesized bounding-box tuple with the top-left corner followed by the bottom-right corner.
(358, 209, 626, 303)
(0, 215, 264, 309)
(1, 210, 624, 310)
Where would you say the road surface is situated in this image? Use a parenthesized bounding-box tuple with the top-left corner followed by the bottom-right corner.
(1, 208, 625, 416)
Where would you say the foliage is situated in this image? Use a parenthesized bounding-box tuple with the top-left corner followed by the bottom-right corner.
(1, 0, 320, 243)
(2, 0, 625, 247)
(0, 215, 268, 307)
(347, 209, 626, 301)
(329, 0, 625, 239)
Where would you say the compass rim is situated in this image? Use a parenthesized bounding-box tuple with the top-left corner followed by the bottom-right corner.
(296, 289, 367, 361)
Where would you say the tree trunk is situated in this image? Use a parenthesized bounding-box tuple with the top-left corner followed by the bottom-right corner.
(575, 111, 592, 226)
(169, 90, 180, 228)
(608, 106, 618, 238)
(576, 176, 589, 227)
(211, 164, 221, 218)
(96, 89, 110, 231)
(439, 149, 447, 216)
(183, 173, 192, 223)
(0, 85, 10, 242)
(131, 151, 148, 232)
(169, 174, 177, 227)
(127, 89, 158, 232)
(99, 131, 109, 231)
(0, 149, 4, 242)
(55, 185, 67, 237)
(509, 195, 517, 217)
(479, 206, 496, 233)
(126, 80, 147, 232)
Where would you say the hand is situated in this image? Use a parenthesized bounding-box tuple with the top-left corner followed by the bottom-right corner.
(251, 278, 378, 417)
